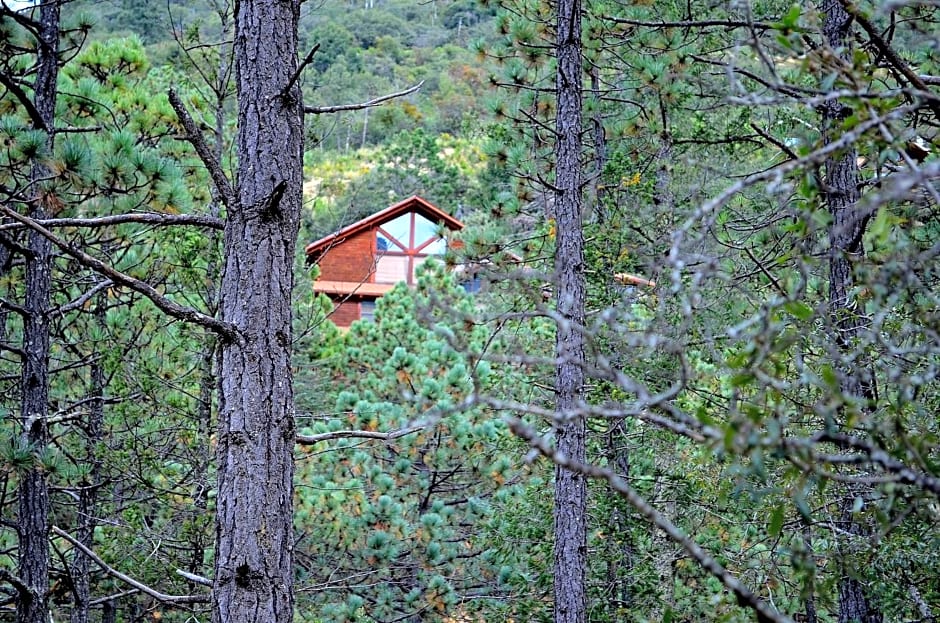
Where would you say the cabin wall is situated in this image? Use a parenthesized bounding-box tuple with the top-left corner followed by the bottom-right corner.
(330, 299, 361, 327)
(317, 230, 375, 282)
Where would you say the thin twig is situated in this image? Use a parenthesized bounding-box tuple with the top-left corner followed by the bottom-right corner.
(281, 43, 320, 98)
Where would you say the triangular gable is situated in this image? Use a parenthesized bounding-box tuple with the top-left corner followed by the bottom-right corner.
(305, 195, 463, 263)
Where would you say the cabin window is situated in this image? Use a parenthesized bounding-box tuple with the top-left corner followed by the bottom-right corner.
(360, 300, 376, 322)
(374, 211, 448, 285)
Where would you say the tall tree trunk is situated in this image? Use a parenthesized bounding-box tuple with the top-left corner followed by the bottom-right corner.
(588, 65, 606, 223)
(553, 0, 586, 622)
(213, 1, 302, 623)
(819, 2, 881, 622)
(603, 421, 632, 612)
(17, 5, 59, 623)
(191, 10, 231, 580)
(69, 302, 106, 623)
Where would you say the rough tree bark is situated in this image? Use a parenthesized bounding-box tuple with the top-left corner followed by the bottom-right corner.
(212, 1, 303, 623)
(819, 2, 882, 622)
(553, 0, 587, 622)
(68, 302, 106, 623)
(17, 4, 59, 623)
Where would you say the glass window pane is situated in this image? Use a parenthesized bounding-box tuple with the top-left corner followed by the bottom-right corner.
(413, 213, 439, 247)
(375, 255, 409, 283)
(360, 300, 376, 322)
(380, 213, 412, 247)
(419, 237, 446, 255)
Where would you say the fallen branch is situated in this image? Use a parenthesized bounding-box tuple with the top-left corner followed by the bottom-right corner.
(51, 526, 209, 604)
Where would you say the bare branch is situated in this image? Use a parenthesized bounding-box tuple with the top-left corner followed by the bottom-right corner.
(0, 71, 47, 131)
(0, 296, 29, 318)
(304, 81, 424, 115)
(0, 212, 224, 232)
(0, 1, 40, 32)
(281, 43, 320, 99)
(52, 526, 210, 604)
(167, 89, 236, 209)
(51, 280, 113, 317)
(0, 203, 238, 341)
(603, 16, 779, 31)
(296, 426, 423, 445)
(839, 0, 940, 118)
(506, 419, 794, 623)
(175, 569, 212, 587)
(0, 568, 34, 602)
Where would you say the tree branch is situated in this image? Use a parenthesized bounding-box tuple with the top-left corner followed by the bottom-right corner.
(506, 418, 794, 623)
(167, 89, 236, 209)
(0, 71, 47, 132)
(0, 568, 34, 602)
(51, 280, 113, 317)
(175, 569, 212, 587)
(51, 527, 210, 604)
(281, 43, 319, 99)
(0, 296, 29, 318)
(603, 16, 779, 31)
(838, 0, 940, 118)
(296, 426, 423, 445)
(304, 81, 424, 115)
(0, 212, 224, 232)
(0, 203, 238, 342)
(0, 2, 40, 32)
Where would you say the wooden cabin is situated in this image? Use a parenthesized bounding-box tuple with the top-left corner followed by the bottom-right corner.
(305, 195, 464, 327)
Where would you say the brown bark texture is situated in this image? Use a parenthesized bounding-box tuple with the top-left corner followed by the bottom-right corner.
(17, 4, 59, 623)
(553, 0, 587, 622)
(820, 2, 882, 622)
(213, 1, 303, 623)
(69, 302, 106, 623)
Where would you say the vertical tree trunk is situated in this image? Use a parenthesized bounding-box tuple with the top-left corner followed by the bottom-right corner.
(588, 65, 606, 223)
(603, 422, 632, 611)
(819, 2, 881, 622)
(191, 11, 231, 580)
(213, 1, 302, 623)
(553, 0, 587, 622)
(69, 302, 106, 623)
(17, 5, 59, 623)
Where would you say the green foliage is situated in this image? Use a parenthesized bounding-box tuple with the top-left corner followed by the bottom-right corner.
(294, 263, 527, 621)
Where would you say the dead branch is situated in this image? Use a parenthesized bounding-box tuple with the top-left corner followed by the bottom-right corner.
(167, 89, 236, 209)
(506, 418, 794, 623)
(0, 203, 237, 341)
(51, 526, 209, 604)
(296, 426, 423, 445)
(0, 212, 223, 232)
(304, 81, 424, 115)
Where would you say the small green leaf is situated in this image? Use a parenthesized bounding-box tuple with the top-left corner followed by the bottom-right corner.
(783, 300, 814, 321)
(768, 505, 785, 537)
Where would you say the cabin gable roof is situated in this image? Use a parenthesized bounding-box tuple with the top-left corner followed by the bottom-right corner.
(304, 195, 463, 263)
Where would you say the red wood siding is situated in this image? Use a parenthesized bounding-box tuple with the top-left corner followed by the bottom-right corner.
(316, 230, 375, 283)
(329, 299, 361, 328)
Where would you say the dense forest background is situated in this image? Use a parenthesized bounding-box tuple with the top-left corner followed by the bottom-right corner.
(1, 0, 939, 622)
